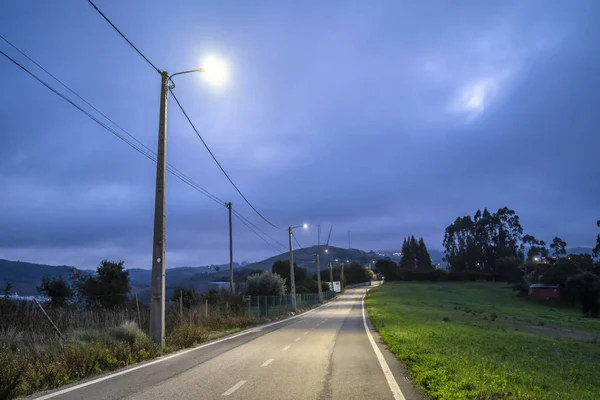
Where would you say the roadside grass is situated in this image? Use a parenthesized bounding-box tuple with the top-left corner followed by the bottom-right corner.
(0, 302, 258, 399)
(366, 282, 600, 400)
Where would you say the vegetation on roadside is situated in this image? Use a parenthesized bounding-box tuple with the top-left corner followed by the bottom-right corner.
(366, 282, 600, 400)
(0, 259, 259, 399)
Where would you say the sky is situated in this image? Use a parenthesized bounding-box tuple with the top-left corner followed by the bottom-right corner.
(1, 0, 599, 270)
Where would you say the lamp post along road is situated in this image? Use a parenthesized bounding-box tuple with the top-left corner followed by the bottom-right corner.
(150, 71, 169, 347)
(316, 252, 322, 302)
(150, 57, 229, 346)
(288, 223, 308, 312)
(288, 227, 296, 311)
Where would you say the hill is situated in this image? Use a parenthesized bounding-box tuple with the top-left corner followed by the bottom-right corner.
(0, 259, 76, 296)
(244, 245, 386, 274)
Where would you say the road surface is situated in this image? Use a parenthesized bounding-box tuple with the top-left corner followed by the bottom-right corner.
(33, 286, 423, 400)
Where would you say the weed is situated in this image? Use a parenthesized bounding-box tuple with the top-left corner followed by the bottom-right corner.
(442, 317, 450, 322)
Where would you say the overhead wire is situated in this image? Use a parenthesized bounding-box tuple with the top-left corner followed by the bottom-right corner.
(293, 234, 304, 249)
(231, 208, 287, 251)
(1, 43, 291, 256)
(85, 1, 286, 234)
(0, 48, 226, 208)
(0, 35, 226, 208)
(86, 0, 161, 75)
(168, 88, 285, 231)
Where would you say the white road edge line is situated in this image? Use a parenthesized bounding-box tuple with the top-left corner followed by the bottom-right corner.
(361, 292, 406, 400)
(33, 294, 343, 399)
(261, 358, 274, 367)
(222, 380, 246, 396)
(281, 345, 291, 351)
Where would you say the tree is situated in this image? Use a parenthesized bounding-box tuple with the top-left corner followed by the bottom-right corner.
(172, 287, 200, 308)
(214, 266, 221, 272)
(523, 234, 548, 261)
(37, 275, 73, 307)
(272, 260, 307, 289)
(566, 272, 600, 316)
(443, 207, 523, 274)
(375, 259, 398, 280)
(540, 258, 581, 286)
(343, 262, 372, 285)
(416, 238, 433, 269)
(245, 271, 286, 296)
(550, 237, 567, 258)
(593, 220, 600, 258)
(568, 254, 595, 272)
(2, 282, 13, 298)
(78, 260, 131, 309)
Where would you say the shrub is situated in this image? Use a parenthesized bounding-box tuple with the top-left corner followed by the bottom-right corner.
(37, 275, 73, 308)
(512, 278, 530, 296)
(566, 272, 600, 317)
(110, 322, 152, 352)
(245, 271, 286, 296)
(166, 323, 206, 348)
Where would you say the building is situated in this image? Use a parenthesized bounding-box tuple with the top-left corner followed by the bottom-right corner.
(529, 283, 560, 300)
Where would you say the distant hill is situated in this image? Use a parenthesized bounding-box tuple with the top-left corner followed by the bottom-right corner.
(0, 259, 242, 298)
(244, 245, 387, 274)
(567, 247, 594, 255)
(0, 259, 75, 296)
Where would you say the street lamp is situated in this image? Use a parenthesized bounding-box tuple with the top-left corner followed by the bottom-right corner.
(288, 223, 308, 311)
(150, 56, 228, 346)
(315, 247, 329, 303)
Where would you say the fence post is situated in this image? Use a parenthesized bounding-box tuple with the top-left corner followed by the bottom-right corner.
(134, 293, 142, 329)
(205, 299, 208, 316)
(179, 292, 183, 323)
(34, 298, 65, 341)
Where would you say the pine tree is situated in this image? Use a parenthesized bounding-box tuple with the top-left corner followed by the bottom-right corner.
(416, 238, 433, 269)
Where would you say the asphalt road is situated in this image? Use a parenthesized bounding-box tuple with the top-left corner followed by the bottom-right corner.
(33, 286, 423, 400)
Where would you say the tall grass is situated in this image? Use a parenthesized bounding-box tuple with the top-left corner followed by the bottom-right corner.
(0, 297, 257, 399)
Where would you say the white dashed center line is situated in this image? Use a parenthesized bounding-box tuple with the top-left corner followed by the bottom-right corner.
(281, 345, 291, 352)
(261, 358, 274, 367)
(295, 337, 301, 342)
(303, 331, 308, 336)
(222, 380, 246, 396)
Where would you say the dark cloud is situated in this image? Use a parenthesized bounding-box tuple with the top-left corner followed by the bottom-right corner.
(1, 0, 599, 269)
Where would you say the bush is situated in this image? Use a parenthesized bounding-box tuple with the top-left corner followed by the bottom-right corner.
(566, 272, 600, 317)
(245, 271, 286, 296)
(166, 323, 206, 348)
(512, 278, 530, 296)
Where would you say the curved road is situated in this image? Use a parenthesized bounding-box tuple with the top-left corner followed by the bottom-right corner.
(32, 286, 423, 400)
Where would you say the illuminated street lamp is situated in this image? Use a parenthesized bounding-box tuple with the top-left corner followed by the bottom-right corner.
(150, 55, 228, 346)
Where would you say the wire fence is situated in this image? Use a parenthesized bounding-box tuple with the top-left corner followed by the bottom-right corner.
(246, 291, 336, 318)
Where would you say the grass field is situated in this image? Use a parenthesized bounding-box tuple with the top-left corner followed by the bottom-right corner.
(365, 282, 600, 400)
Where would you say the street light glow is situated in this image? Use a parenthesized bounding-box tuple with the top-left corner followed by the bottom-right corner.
(302, 223, 308, 229)
(325, 249, 329, 253)
(534, 257, 539, 261)
(202, 54, 228, 86)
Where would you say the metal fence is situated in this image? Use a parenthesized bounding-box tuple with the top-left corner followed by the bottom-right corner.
(246, 291, 336, 318)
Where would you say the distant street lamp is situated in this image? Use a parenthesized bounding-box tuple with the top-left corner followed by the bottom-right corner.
(150, 55, 228, 346)
(288, 223, 308, 311)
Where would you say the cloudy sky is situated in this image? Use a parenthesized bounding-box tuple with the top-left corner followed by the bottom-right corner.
(1, 1, 599, 269)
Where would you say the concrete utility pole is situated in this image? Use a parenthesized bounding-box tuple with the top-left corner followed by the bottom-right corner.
(150, 71, 169, 347)
(341, 262, 345, 289)
(288, 227, 297, 311)
(329, 262, 333, 288)
(316, 252, 322, 302)
(227, 202, 233, 293)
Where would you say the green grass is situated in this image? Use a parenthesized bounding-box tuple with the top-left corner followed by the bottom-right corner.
(366, 282, 600, 400)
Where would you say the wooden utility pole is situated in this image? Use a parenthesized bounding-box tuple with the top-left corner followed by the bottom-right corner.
(227, 202, 234, 293)
(288, 227, 297, 311)
(150, 71, 169, 347)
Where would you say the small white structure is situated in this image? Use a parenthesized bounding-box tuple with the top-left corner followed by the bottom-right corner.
(329, 281, 342, 293)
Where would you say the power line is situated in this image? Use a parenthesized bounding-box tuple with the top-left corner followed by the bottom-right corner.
(231, 208, 287, 251)
(293, 234, 304, 249)
(86, 0, 161, 74)
(168, 88, 285, 231)
(231, 212, 283, 252)
(2, 44, 290, 257)
(0, 48, 225, 208)
(85, 4, 285, 233)
(0, 35, 225, 208)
